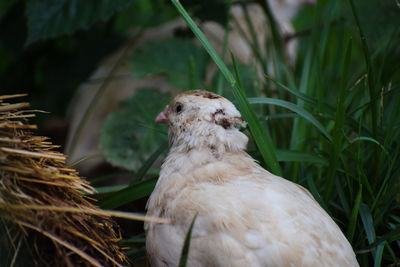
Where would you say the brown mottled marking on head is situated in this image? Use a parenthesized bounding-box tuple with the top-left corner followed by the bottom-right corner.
(219, 118, 231, 129)
(211, 109, 231, 129)
(203, 92, 221, 99)
(215, 109, 225, 115)
(181, 90, 222, 100)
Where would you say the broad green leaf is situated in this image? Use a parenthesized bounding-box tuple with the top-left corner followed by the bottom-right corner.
(25, 0, 132, 45)
(129, 38, 209, 89)
(100, 88, 170, 171)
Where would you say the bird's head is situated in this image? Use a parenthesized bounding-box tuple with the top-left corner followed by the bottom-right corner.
(156, 90, 248, 153)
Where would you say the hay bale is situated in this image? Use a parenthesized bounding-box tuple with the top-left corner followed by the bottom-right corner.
(0, 94, 129, 267)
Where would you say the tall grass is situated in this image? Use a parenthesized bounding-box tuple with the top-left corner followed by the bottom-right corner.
(100, 0, 400, 265)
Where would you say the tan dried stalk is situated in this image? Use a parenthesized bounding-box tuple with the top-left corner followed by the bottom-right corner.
(0, 94, 130, 267)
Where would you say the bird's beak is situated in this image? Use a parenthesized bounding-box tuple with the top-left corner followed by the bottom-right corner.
(155, 106, 169, 124)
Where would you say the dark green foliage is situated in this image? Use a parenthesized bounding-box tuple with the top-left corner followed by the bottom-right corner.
(100, 88, 170, 171)
(181, 0, 230, 25)
(343, 0, 400, 50)
(113, 0, 177, 30)
(0, 1, 125, 117)
(25, 0, 132, 45)
(129, 38, 210, 89)
(0, 0, 15, 20)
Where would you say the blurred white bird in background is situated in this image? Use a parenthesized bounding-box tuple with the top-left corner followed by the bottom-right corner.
(145, 90, 359, 267)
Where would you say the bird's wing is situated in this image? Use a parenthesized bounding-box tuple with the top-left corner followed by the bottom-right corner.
(146, 180, 267, 267)
(145, 152, 358, 266)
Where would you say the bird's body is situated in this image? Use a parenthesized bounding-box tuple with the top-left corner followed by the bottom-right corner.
(145, 90, 358, 267)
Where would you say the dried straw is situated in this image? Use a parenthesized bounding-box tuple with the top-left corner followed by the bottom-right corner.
(0, 94, 130, 266)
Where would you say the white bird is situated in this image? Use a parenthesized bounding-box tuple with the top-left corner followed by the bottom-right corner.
(145, 90, 359, 267)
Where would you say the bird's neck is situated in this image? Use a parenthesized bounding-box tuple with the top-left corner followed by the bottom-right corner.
(159, 147, 260, 184)
(168, 126, 249, 156)
(146, 147, 264, 218)
(161, 147, 217, 178)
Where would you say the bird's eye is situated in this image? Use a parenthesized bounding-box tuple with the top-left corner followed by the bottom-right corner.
(176, 104, 183, 113)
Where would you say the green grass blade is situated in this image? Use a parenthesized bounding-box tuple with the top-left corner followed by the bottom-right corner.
(231, 53, 244, 89)
(373, 241, 385, 267)
(248, 97, 331, 141)
(343, 136, 390, 159)
(385, 245, 398, 266)
(255, 0, 286, 81)
(383, 227, 400, 244)
(98, 178, 157, 209)
(335, 179, 351, 217)
(240, 3, 267, 74)
(178, 215, 197, 267)
(264, 75, 316, 105)
(360, 226, 400, 254)
(306, 174, 330, 214)
(170, 0, 234, 85)
(131, 141, 168, 184)
(325, 39, 352, 200)
(275, 150, 327, 165)
(359, 202, 376, 244)
(170, 0, 281, 175)
(95, 184, 128, 194)
(348, 0, 377, 137)
(216, 23, 230, 96)
(347, 183, 362, 243)
(371, 155, 397, 212)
